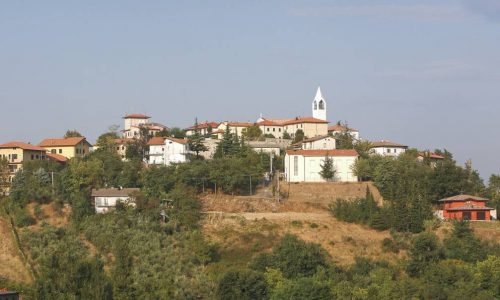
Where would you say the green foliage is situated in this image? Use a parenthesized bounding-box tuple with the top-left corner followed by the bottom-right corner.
(407, 232, 443, 277)
(188, 118, 208, 158)
(443, 221, 488, 262)
(217, 269, 269, 300)
(329, 188, 390, 230)
(242, 125, 263, 141)
(64, 130, 83, 138)
(292, 129, 304, 143)
(169, 127, 186, 139)
(333, 122, 355, 149)
(282, 131, 291, 140)
(319, 155, 335, 181)
(251, 234, 329, 279)
(271, 277, 332, 300)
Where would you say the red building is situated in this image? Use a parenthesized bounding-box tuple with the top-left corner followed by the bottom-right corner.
(440, 195, 494, 221)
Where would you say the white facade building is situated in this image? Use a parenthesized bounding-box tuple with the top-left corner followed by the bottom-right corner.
(91, 188, 140, 213)
(370, 140, 408, 157)
(284, 149, 358, 182)
(293, 135, 336, 150)
(147, 137, 189, 165)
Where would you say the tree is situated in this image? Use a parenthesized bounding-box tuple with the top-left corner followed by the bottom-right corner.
(95, 126, 120, 152)
(319, 154, 335, 181)
(188, 118, 208, 159)
(282, 131, 291, 140)
(155, 128, 170, 137)
(170, 127, 186, 139)
(242, 125, 262, 141)
(64, 130, 82, 138)
(214, 125, 243, 158)
(217, 269, 269, 300)
(407, 232, 442, 277)
(0, 158, 9, 196)
(334, 121, 355, 149)
(293, 129, 305, 143)
(252, 234, 329, 279)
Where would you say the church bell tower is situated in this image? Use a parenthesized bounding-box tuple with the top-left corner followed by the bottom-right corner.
(312, 86, 327, 121)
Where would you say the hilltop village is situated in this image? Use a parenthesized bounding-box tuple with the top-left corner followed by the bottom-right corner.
(0, 87, 496, 221)
(1, 87, 500, 299)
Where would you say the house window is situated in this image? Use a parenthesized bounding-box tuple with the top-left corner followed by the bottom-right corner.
(273, 128, 275, 132)
(59, 149, 62, 154)
(386, 149, 390, 153)
(116, 147, 120, 151)
(36, 155, 39, 159)
(267, 128, 270, 132)
(314, 101, 317, 110)
(477, 211, 486, 220)
(12, 154, 17, 160)
(293, 156, 298, 176)
(31, 154, 34, 159)
(279, 128, 281, 132)
(51, 149, 56, 154)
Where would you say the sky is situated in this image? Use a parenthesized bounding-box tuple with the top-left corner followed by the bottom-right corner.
(1, 0, 499, 181)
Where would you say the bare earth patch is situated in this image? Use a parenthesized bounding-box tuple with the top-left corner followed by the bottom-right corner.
(0, 217, 32, 283)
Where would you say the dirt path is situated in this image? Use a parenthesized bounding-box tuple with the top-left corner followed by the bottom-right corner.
(0, 217, 32, 283)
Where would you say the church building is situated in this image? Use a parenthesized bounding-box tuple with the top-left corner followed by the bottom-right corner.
(256, 87, 329, 139)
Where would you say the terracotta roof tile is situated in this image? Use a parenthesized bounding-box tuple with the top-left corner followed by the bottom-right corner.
(0, 141, 46, 151)
(439, 194, 490, 202)
(328, 124, 358, 132)
(39, 137, 89, 147)
(46, 152, 68, 162)
(185, 122, 220, 130)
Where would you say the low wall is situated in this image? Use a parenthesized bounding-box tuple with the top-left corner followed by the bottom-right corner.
(282, 181, 384, 208)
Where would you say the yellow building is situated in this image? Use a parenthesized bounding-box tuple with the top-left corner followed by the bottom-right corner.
(39, 137, 92, 159)
(0, 141, 48, 190)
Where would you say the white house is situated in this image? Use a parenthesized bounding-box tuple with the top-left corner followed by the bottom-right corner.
(185, 121, 220, 137)
(91, 188, 140, 213)
(284, 149, 358, 182)
(370, 140, 408, 157)
(328, 124, 360, 140)
(122, 113, 167, 138)
(147, 136, 189, 165)
(293, 135, 336, 150)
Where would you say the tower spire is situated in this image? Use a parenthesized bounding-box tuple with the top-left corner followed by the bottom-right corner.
(312, 86, 327, 121)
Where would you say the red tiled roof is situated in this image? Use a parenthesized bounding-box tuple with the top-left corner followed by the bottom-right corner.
(147, 137, 189, 145)
(439, 195, 490, 202)
(0, 141, 46, 151)
(225, 122, 254, 127)
(282, 117, 328, 125)
(370, 140, 407, 148)
(257, 117, 328, 126)
(40, 137, 88, 147)
(286, 149, 358, 157)
(418, 152, 445, 159)
(328, 124, 358, 132)
(165, 137, 188, 144)
(46, 152, 68, 163)
(123, 113, 150, 119)
(185, 122, 220, 131)
(445, 205, 494, 211)
(147, 137, 167, 146)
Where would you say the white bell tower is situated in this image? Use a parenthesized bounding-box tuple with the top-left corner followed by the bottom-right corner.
(312, 86, 327, 121)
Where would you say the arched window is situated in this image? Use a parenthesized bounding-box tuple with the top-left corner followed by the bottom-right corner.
(319, 100, 324, 110)
(313, 101, 317, 110)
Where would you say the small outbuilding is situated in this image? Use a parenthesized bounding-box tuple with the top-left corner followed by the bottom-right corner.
(91, 187, 140, 213)
(439, 194, 494, 221)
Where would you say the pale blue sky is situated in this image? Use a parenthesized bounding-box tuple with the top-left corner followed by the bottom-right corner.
(1, 0, 499, 180)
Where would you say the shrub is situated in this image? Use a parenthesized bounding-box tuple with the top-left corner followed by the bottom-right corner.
(217, 269, 269, 300)
(381, 238, 400, 253)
